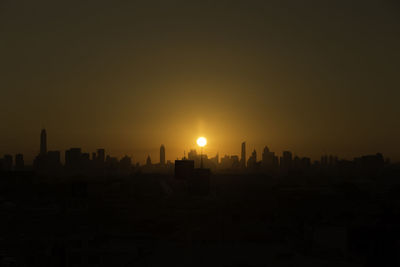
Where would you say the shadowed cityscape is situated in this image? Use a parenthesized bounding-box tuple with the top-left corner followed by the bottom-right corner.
(1, 0, 400, 266)
(0, 129, 393, 178)
(1, 129, 400, 267)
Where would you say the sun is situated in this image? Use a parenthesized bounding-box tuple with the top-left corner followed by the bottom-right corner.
(196, 137, 207, 147)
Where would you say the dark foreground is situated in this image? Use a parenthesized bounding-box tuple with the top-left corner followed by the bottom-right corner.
(2, 171, 400, 267)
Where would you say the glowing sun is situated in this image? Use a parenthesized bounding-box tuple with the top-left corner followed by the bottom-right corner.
(196, 137, 207, 147)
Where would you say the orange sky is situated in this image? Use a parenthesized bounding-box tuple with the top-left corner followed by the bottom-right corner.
(1, 0, 399, 163)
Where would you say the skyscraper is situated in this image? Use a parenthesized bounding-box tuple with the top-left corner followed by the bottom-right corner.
(241, 141, 246, 168)
(247, 149, 257, 169)
(160, 145, 165, 165)
(262, 146, 274, 167)
(40, 129, 47, 155)
(280, 151, 293, 172)
(261, 146, 279, 172)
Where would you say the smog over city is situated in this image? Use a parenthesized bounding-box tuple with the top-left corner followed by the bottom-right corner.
(1, 1, 400, 266)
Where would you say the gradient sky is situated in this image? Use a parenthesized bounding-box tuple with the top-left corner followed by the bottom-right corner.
(1, 0, 399, 163)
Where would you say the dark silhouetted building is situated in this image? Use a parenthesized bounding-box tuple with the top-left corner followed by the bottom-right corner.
(190, 168, 211, 195)
(231, 155, 240, 168)
(241, 141, 246, 168)
(120, 155, 132, 170)
(160, 145, 165, 165)
(354, 153, 385, 178)
(280, 151, 293, 172)
(293, 156, 311, 172)
(65, 148, 82, 170)
(247, 149, 257, 169)
(105, 155, 119, 170)
(261, 146, 278, 172)
(93, 149, 106, 170)
(82, 153, 90, 168)
(262, 146, 273, 166)
(34, 128, 50, 171)
(175, 160, 194, 179)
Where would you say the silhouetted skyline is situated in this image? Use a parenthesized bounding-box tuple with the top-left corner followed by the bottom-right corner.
(1, 0, 400, 163)
(2, 2, 400, 266)
(0, 128, 390, 176)
(0, 128, 397, 167)
(0, 0, 400, 267)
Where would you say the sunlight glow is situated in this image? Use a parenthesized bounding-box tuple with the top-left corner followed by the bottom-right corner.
(197, 137, 207, 147)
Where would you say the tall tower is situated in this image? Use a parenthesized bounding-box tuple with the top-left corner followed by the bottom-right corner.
(241, 141, 246, 168)
(160, 145, 165, 165)
(40, 129, 47, 155)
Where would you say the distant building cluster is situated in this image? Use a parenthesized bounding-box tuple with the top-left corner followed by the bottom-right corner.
(0, 129, 389, 177)
(174, 141, 385, 177)
(0, 129, 170, 175)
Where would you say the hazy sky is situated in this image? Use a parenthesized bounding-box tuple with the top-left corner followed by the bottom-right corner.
(1, 0, 399, 163)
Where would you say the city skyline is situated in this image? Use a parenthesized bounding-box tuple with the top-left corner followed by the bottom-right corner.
(0, 128, 393, 167)
(2, 1, 400, 265)
(1, 0, 400, 164)
(2, 118, 398, 164)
